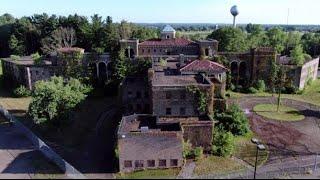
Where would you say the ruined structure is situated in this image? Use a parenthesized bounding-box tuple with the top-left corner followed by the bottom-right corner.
(1, 48, 111, 90)
(118, 55, 227, 172)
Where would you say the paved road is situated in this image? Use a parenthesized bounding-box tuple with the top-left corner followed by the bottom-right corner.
(0, 116, 65, 179)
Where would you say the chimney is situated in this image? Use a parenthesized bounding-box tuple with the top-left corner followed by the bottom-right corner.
(141, 126, 149, 132)
(179, 54, 185, 67)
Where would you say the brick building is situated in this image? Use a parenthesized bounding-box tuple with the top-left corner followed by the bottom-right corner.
(120, 25, 218, 58)
(118, 55, 227, 172)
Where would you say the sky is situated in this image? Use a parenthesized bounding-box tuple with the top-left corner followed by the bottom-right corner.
(1, 0, 320, 25)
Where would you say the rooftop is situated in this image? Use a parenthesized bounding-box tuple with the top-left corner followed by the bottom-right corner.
(118, 114, 181, 134)
(151, 72, 210, 86)
(162, 25, 176, 32)
(139, 38, 197, 46)
(2, 56, 52, 66)
(180, 60, 228, 74)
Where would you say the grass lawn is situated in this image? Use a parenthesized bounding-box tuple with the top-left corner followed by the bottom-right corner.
(226, 78, 320, 106)
(116, 168, 180, 179)
(253, 104, 305, 121)
(234, 134, 269, 167)
(194, 156, 244, 176)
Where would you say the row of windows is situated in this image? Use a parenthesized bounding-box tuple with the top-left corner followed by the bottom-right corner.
(165, 92, 186, 99)
(128, 104, 150, 113)
(141, 48, 188, 54)
(124, 159, 178, 169)
(166, 107, 186, 115)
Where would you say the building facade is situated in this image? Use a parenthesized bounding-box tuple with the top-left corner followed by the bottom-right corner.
(1, 48, 111, 90)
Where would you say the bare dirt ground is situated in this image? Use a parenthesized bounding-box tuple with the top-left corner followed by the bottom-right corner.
(235, 97, 320, 165)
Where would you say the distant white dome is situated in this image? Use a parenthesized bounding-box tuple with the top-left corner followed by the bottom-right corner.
(162, 25, 176, 32)
(230, 5, 239, 16)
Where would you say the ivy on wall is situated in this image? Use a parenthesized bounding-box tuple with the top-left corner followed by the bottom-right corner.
(186, 85, 208, 114)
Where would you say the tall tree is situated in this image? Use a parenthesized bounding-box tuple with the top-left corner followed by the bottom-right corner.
(208, 27, 248, 52)
(41, 27, 77, 54)
(266, 27, 287, 54)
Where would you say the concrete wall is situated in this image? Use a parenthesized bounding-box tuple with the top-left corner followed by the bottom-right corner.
(298, 57, 319, 89)
(118, 132, 183, 172)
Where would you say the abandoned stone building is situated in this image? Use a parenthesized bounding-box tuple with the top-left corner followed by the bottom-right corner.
(118, 55, 227, 172)
(1, 47, 111, 90)
(277, 56, 319, 89)
(118, 114, 184, 172)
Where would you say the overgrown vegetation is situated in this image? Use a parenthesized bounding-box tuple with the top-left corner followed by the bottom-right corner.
(211, 127, 235, 157)
(28, 76, 92, 127)
(13, 85, 31, 97)
(213, 104, 250, 136)
(186, 86, 208, 114)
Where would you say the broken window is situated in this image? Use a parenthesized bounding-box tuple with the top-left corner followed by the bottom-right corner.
(124, 160, 132, 168)
(170, 159, 178, 167)
(166, 92, 172, 99)
(135, 160, 144, 168)
(166, 108, 172, 115)
(147, 160, 155, 167)
(180, 107, 186, 115)
(159, 159, 166, 167)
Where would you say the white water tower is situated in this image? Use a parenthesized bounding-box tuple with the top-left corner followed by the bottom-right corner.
(230, 5, 239, 28)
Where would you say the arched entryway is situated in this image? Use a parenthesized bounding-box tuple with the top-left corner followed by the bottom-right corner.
(239, 61, 247, 86)
(88, 63, 98, 79)
(98, 62, 107, 79)
(230, 61, 239, 84)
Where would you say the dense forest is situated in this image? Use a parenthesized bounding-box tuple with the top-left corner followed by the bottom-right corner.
(1, 13, 320, 61)
(0, 13, 159, 58)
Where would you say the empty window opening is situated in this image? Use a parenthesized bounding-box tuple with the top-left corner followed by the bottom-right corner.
(159, 159, 167, 167)
(147, 160, 155, 167)
(124, 160, 132, 168)
(170, 159, 178, 167)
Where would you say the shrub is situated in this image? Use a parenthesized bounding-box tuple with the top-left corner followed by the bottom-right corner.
(183, 140, 193, 159)
(10, 55, 20, 61)
(230, 83, 235, 91)
(247, 87, 258, 94)
(255, 80, 266, 92)
(214, 104, 250, 136)
(13, 85, 31, 97)
(159, 58, 167, 67)
(194, 147, 204, 161)
(31, 52, 42, 65)
(212, 126, 235, 157)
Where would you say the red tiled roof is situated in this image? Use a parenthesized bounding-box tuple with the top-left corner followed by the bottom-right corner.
(180, 60, 228, 73)
(139, 38, 197, 46)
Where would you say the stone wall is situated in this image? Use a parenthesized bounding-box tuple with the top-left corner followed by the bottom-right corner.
(120, 76, 151, 115)
(181, 121, 213, 151)
(151, 86, 198, 117)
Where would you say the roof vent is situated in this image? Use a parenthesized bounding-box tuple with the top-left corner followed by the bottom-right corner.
(141, 126, 149, 132)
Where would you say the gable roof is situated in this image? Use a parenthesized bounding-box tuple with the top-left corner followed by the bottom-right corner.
(180, 60, 228, 73)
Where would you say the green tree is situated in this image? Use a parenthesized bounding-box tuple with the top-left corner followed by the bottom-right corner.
(208, 27, 248, 52)
(31, 52, 42, 65)
(266, 27, 287, 54)
(28, 76, 92, 126)
(212, 126, 235, 157)
(290, 44, 305, 65)
(9, 34, 25, 55)
(113, 49, 131, 81)
(214, 104, 250, 136)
